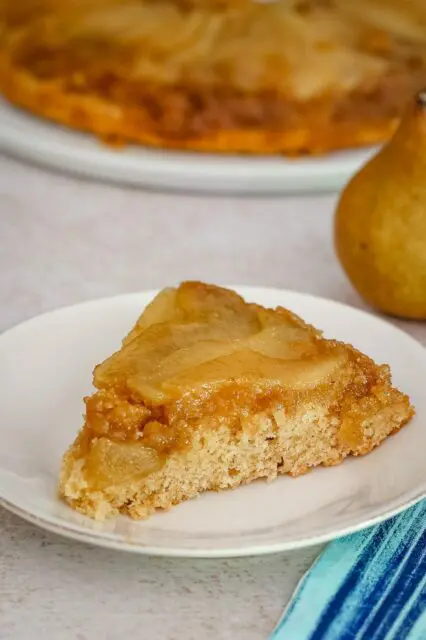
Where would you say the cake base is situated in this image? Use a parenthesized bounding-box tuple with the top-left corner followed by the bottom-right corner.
(60, 397, 411, 521)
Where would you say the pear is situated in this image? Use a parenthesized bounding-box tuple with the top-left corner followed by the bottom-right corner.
(334, 91, 426, 320)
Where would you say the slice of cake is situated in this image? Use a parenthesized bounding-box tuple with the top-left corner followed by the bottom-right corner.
(59, 282, 414, 520)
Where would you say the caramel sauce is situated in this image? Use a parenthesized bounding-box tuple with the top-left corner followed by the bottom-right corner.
(85, 390, 151, 440)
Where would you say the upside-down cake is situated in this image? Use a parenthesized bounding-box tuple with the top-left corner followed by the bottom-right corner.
(1, 0, 426, 155)
(59, 282, 413, 520)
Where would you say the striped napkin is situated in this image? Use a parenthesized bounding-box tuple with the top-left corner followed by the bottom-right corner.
(271, 500, 426, 640)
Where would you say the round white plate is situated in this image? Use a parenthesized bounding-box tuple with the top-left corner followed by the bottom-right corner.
(0, 99, 377, 194)
(0, 287, 425, 557)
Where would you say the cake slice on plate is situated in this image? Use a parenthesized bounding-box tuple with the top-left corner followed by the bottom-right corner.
(59, 282, 413, 520)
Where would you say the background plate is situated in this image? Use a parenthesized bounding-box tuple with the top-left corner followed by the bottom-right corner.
(0, 99, 376, 195)
(0, 287, 425, 557)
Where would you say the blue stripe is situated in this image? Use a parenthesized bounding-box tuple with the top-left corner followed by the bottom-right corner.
(308, 515, 401, 640)
(343, 505, 425, 638)
(270, 502, 426, 640)
(366, 530, 426, 639)
(402, 603, 426, 640)
(390, 572, 426, 640)
(269, 533, 376, 640)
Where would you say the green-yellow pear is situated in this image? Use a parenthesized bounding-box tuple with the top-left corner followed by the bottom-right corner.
(335, 91, 426, 320)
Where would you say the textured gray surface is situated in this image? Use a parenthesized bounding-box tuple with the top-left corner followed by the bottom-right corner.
(0, 155, 425, 640)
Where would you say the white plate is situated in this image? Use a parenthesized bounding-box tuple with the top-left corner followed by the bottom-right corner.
(0, 99, 377, 195)
(0, 287, 425, 557)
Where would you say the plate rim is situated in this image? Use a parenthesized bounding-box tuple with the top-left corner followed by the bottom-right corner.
(2, 493, 424, 558)
(0, 98, 376, 195)
(1, 285, 425, 558)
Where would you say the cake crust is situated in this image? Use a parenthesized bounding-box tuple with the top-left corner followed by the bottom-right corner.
(59, 282, 414, 520)
(2, 0, 426, 155)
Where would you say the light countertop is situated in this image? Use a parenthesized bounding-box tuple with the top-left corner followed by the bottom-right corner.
(0, 155, 425, 640)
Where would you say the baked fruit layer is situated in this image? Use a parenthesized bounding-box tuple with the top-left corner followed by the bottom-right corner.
(59, 282, 414, 520)
(1, 1, 426, 154)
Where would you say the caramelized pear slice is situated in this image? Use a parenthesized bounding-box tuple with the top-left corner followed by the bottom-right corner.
(243, 325, 317, 359)
(85, 439, 163, 490)
(94, 323, 176, 391)
(123, 288, 178, 345)
(95, 315, 260, 393)
(129, 348, 348, 404)
(175, 281, 260, 331)
(94, 283, 333, 406)
(123, 282, 260, 347)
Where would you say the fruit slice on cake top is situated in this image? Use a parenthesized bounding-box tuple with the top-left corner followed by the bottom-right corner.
(2, 1, 426, 155)
(59, 282, 413, 520)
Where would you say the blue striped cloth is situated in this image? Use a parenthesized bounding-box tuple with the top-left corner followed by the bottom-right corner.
(271, 500, 426, 640)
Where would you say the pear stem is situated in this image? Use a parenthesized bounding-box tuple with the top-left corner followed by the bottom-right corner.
(416, 91, 426, 108)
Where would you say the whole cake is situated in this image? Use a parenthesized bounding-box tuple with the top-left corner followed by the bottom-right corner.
(1, 0, 426, 155)
(59, 282, 413, 520)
